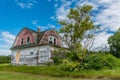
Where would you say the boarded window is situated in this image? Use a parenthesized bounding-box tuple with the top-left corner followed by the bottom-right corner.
(30, 52, 34, 55)
(39, 50, 49, 63)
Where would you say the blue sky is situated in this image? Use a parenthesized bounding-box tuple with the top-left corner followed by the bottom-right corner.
(0, 0, 120, 55)
(0, 0, 60, 34)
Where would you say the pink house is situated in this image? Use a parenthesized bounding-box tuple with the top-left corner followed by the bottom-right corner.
(10, 27, 62, 65)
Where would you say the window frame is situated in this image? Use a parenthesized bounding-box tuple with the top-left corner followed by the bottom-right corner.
(48, 36, 57, 45)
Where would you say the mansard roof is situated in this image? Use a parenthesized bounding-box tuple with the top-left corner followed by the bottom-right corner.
(17, 27, 37, 36)
(10, 27, 60, 50)
(16, 27, 52, 37)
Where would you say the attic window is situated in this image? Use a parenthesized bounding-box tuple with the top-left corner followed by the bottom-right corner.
(21, 38, 23, 45)
(48, 36, 57, 45)
(49, 37, 53, 44)
(27, 36, 30, 44)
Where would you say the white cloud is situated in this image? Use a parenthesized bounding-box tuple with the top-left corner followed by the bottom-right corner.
(75, 0, 120, 32)
(0, 49, 11, 56)
(37, 24, 56, 31)
(53, 0, 120, 50)
(95, 0, 120, 32)
(50, 16, 55, 20)
(1, 31, 15, 44)
(55, 0, 74, 21)
(91, 32, 113, 51)
(0, 31, 16, 56)
(38, 26, 48, 31)
(32, 19, 56, 31)
(1, 32, 15, 40)
(0, 44, 11, 49)
(48, 24, 56, 29)
(15, 0, 37, 9)
(32, 20, 38, 25)
(99, 0, 114, 3)
(32, 20, 42, 30)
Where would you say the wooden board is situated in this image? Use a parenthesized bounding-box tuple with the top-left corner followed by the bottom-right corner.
(16, 51, 20, 64)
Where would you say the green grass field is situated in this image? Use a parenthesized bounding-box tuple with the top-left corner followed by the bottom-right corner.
(0, 64, 120, 80)
(0, 71, 79, 80)
(0, 71, 112, 80)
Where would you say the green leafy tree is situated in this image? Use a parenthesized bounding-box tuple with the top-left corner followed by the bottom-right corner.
(59, 5, 98, 65)
(0, 56, 11, 63)
(108, 28, 120, 58)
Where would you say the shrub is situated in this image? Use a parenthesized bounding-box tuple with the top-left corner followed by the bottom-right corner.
(52, 57, 62, 64)
(83, 54, 118, 70)
(62, 59, 80, 71)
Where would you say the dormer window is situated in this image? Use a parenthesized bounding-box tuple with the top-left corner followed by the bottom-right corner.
(21, 38, 23, 45)
(48, 36, 57, 45)
(27, 36, 30, 44)
(49, 37, 53, 44)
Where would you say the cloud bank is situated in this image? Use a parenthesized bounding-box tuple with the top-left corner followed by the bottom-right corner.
(0, 31, 15, 55)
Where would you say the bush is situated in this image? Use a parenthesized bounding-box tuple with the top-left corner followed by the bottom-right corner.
(83, 54, 119, 70)
(62, 59, 80, 71)
(52, 57, 62, 64)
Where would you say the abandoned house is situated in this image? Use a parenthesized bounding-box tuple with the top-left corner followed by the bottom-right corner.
(10, 27, 62, 65)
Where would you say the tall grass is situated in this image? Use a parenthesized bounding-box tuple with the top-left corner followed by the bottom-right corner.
(0, 54, 120, 79)
(0, 64, 120, 79)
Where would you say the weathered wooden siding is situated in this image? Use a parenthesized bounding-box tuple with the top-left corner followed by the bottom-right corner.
(11, 45, 52, 66)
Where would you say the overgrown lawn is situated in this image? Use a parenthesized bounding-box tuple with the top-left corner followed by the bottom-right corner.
(0, 64, 120, 79)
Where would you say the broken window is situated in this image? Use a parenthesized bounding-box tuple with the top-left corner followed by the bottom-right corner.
(48, 36, 57, 45)
(21, 38, 23, 45)
(54, 38, 56, 45)
(49, 37, 53, 44)
(27, 36, 30, 44)
(30, 52, 34, 55)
